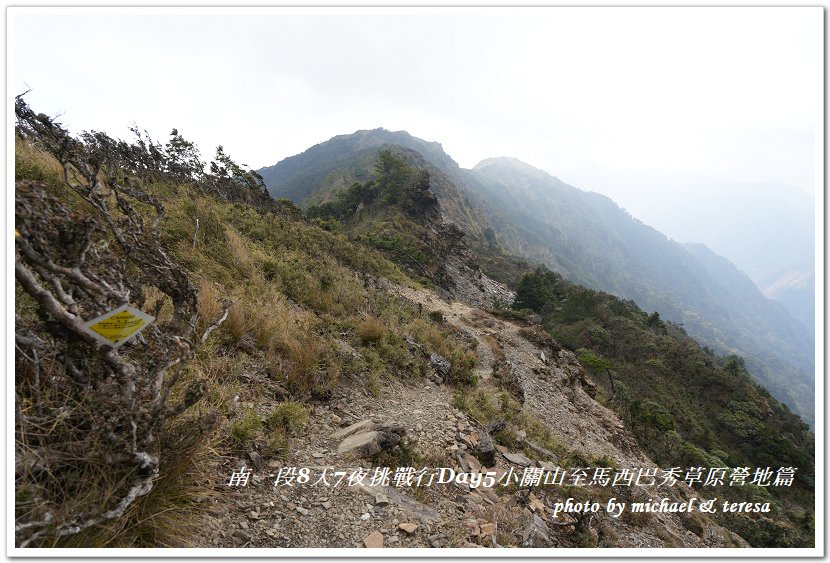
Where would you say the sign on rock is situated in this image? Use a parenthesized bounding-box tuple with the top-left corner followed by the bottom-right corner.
(82, 304, 154, 348)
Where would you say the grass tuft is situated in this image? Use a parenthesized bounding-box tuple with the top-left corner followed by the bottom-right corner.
(266, 402, 309, 434)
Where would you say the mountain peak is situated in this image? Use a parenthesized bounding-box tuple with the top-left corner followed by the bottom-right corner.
(473, 156, 565, 184)
(330, 128, 452, 161)
(258, 128, 461, 205)
(473, 156, 529, 169)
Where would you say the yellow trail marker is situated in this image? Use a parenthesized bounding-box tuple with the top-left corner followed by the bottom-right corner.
(81, 305, 155, 348)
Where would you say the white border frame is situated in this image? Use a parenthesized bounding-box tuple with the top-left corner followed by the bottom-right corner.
(6, 4, 824, 560)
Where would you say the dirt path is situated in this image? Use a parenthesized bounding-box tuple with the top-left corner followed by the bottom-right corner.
(192, 283, 746, 549)
(199, 377, 477, 548)
(396, 283, 647, 466)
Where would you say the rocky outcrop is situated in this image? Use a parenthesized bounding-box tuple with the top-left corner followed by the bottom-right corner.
(429, 353, 451, 382)
(471, 434, 497, 467)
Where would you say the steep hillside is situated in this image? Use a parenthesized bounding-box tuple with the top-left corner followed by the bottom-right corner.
(258, 131, 815, 426)
(509, 267, 814, 548)
(14, 101, 813, 550)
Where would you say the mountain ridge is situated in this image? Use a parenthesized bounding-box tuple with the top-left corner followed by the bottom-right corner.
(258, 129, 815, 426)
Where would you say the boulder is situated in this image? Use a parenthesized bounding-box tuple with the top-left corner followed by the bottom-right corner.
(272, 384, 289, 400)
(503, 452, 534, 466)
(528, 493, 547, 516)
(459, 453, 482, 473)
(472, 434, 497, 467)
(337, 431, 383, 456)
(331, 419, 375, 440)
(363, 531, 384, 548)
(247, 450, 264, 470)
(398, 522, 418, 534)
(357, 484, 440, 523)
(486, 419, 506, 435)
(580, 376, 598, 398)
(522, 514, 553, 548)
(336, 424, 405, 458)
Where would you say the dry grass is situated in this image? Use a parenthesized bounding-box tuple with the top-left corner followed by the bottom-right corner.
(366, 371, 382, 397)
(14, 139, 71, 199)
(194, 281, 224, 334)
(283, 335, 322, 391)
(226, 289, 344, 396)
(224, 302, 250, 342)
(224, 226, 256, 275)
(142, 285, 174, 326)
(61, 413, 221, 547)
(186, 348, 246, 388)
(406, 317, 449, 357)
(356, 315, 387, 345)
(453, 388, 521, 426)
(251, 296, 295, 348)
(260, 330, 330, 395)
(16, 348, 222, 548)
(484, 502, 526, 547)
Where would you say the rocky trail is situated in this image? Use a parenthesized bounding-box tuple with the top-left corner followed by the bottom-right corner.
(193, 282, 746, 549)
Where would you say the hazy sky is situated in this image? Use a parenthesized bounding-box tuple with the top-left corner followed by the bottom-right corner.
(11, 7, 822, 222)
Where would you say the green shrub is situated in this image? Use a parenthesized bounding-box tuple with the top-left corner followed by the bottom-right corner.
(227, 409, 263, 448)
(428, 310, 444, 323)
(266, 402, 309, 434)
(449, 348, 478, 386)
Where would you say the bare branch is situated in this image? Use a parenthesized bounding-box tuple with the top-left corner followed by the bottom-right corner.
(192, 217, 200, 249)
(200, 303, 230, 344)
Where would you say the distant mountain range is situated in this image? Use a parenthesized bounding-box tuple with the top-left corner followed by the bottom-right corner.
(619, 176, 815, 337)
(258, 128, 815, 426)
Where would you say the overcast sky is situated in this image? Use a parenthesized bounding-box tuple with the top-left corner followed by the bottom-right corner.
(11, 7, 822, 226)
